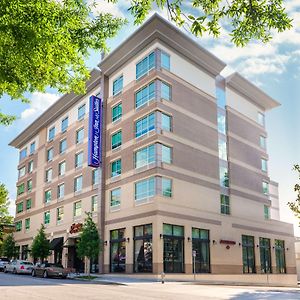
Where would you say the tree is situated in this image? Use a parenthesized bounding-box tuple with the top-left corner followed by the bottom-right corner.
(76, 212, 101, 276)
(288, 165, 300, 223)
(30, 224, 51, 262)
(1, 233, 18, 259)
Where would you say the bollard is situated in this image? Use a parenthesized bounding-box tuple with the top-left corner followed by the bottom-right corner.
(161, 272, 165, 284)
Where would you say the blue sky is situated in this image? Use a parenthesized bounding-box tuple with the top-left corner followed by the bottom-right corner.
(0, 0, 299, 234)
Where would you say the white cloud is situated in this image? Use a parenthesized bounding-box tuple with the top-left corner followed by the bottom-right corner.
(21, 92, 60, 120)
(90, 0, 126, 18)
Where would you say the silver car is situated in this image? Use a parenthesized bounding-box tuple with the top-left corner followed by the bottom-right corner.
(4, 260, 34, 274)
(0, 257, 10, 271)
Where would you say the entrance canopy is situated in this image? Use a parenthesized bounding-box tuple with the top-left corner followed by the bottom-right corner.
(49, 237, 64, 250)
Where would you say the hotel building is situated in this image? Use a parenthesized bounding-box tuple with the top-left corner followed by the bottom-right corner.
(9, 14, 296, 285)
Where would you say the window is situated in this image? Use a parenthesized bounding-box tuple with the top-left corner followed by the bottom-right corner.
(264, 205, 270, 220)
(57, 183, 65, 199)
(59, 139, 67, 154)
(112, 103, 122, 122)
(161, 51, 170, 70)
(92, 169, 99, 185)
(192, 228, 210, 273)
(261, 158, 267, 172)
(161, 81, 171, 100)
(260, 136, 266, 149)
(48, 126, 55, 141)
(30, 142, 35, 154)
(91, 195, 98, 212)
(113, 75, 123, 96)
(18, 166, 26, 178)
(110, 228, 126, 272)
(61, 117, 68, 132)
(27, 179, 32, 192)
(134, 224, 153, 273)
(74, 201, 82, 217)
(47, 148, 53, 161)
(259, 237, 271, 273)
(45, 168, 53, 183)
(275, 240, 286, 273)
(19, 148, 27, 161)
(219, 166, 229, 188)
(26, 199, 32, 210)
(17, 202, 23, 214)
(111, 159, 122, 177)
(161, 113, 171, 131)
(17, 183, 25, 195)
(218, 138, 227, 161)
(111, 188, 121, 207)
(16, 221, 22, 232)
(220, 194, 230, 215)
(75, 151, 83, 168)
(135, 113, 155, 138)
(162, 178, 172, 197)
(242, 235, 255, 274)
(44, 211, 50, 225)
(74, 176, 83, 192)
(111, 131, 122, 149)
(217, 113, 226, 134)
(258, 112, 265, 126)
(135, 177, 155, 201)
(135, 82, 155, 109)
(25, 218, 30, 230)
(76, 127, 84, 144)
(162, 145, 172, 163)
(58, 161, 66, 176)
(45, 190, 52, 203)
(135, 145, 155, 168)
(28, 160, 33, 173)
(57, 207, 64, 223)
(262, 181, 269, 195)
(78, 104, 86, 120)
(136, 52, 155, 79)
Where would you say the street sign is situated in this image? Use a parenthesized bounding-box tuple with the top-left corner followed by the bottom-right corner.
(192, 250, 196, 257)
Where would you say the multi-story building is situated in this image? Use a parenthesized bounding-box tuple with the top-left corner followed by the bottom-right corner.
(9, 14, 296, 285)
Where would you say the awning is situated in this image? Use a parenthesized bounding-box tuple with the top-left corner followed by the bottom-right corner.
(63, 237, 76, 248)
(49, 237, 64, 250)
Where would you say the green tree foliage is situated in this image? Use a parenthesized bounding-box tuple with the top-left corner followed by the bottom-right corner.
(288, 165, 300, 224)
(77, 213, 101, 275)
(1, 233, 18, 259)
(0, 0, 126, 125)
(30, 224, 51, 262)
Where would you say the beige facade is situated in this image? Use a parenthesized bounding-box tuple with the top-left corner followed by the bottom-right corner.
(9, 14, 296, 285)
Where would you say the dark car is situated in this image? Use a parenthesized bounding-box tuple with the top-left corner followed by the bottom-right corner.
(32, 263, 68, 279)
(0, 257, 10, 272)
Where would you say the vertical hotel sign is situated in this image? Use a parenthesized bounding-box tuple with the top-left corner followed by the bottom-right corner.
(88, 95, 103, 167)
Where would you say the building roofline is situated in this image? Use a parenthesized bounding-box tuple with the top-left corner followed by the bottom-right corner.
(226, 72, 280, 111)
(99, 13, 226, 77)
(9, 69, 101, 149)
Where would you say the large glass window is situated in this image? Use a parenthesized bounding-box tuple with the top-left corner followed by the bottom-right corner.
(26, 199, 32, 210)
(59, 139, 67, 154)
(161, 51, 170, 70)
(258, 112, 265, 126)
(44, 211, 50, 225)
(74, 176, 83, 192)
(217, 113, 226, 134)
(17, 183, 25, 195)
(110, 228, 126, 272)
(48, 127, 55, 141)
(76, 128, 84, 144)
(91, 195, 98, 212)
(275, 239, 286, 273)
(135, 145, 155, 168)
(25, 218, 30, 231)
(111, 131, 122, 149)
(264, 205, 270, 219)
(111, 159, 122, 177)
(136, 52, 155, 79)
(162, 178, 172, 197)
(92, 169, 99, 185)
(242, 235, 255, 273)
(161, 113, 171, 131)
(61, 117, 68, 132)
(58, 161, 66, 176)
(262, 181, 269, 195)
(16, 221, 22, 232)
(111, 188, 121, 207)
(163, 224, 184, 273)
(135, 177, 155, 201)
(30, 142, 35, 154)
(57, 183, 65, 199)
(134, 224, 152, 273)
(260, 136, 266, 149)
(73, 201, 82, 217)
(45, 168, 53, 183)
(57, 207, 64, 223)
(220, 194, 230, 215)
(78, 104, 86, 120)
(259, 237, 272, 273)
(261, 158, 268, 172)
(192, 228, 210, 273)
(135, 82, 155, 109)
(27, 179, 32, 192)
(28, 160, 33, 173)
(162, 144, 172, 163)
(47, 148, 54, 161)
(45, 190, 52, 203)
(161, 82, 171, 100)
(19, 148, 27, 161)
(135, 113, 155, 138)
(113, 75, 123, 96)
(218, 138, 227, 161)
(75, 151, 83, 168)
(219, 166, 229, 187)
(112, 103, 122, 122)
(17, 202, 23, 214)
(18, 166, 26, 178)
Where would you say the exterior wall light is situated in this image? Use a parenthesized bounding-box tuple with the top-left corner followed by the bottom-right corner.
(104, 241, 108, 246)
(127, 237, 130, 242)
(212, 240, 217, 245)
(187, 237, 191, 242)
(160, 234, 163, 239)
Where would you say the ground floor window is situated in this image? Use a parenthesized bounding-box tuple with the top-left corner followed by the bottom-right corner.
(21, 245, 29, 260)
(192, 228, 210, 273)
(275, 239, 286, 273)
(259, 237, 272, 273)
(110, 228, 126, 273)
(242, 235, 256, 273)
(134, 224, 152, 273)
(163, 224, 184, 273)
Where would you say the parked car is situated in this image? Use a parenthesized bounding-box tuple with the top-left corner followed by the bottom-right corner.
(32, 263, 68, 279)
(0, 257, 10, 272)
(4, 260, 34, 274)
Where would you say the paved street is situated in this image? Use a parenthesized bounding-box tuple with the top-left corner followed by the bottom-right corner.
(0, 272, 299, 300)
